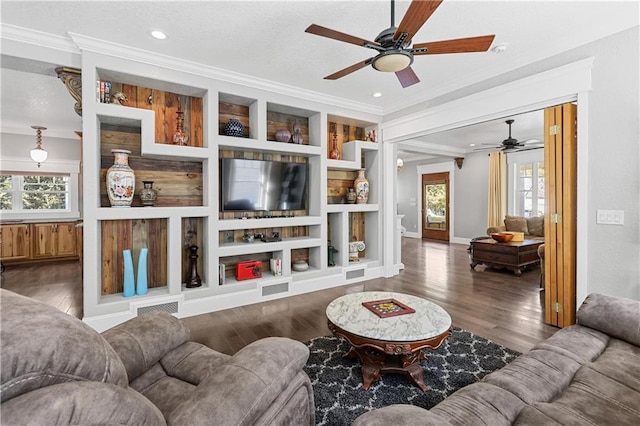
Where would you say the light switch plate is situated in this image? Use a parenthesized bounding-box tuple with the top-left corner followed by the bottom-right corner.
(596, 209, 624, 225)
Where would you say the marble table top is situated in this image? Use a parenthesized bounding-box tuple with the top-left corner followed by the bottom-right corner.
(326, 291, 452, 341)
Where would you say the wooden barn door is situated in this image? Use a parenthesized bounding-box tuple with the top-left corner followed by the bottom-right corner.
(544, 103, 577, 327)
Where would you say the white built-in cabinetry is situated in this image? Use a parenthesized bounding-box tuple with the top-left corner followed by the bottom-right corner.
(80, 51, 385, 331)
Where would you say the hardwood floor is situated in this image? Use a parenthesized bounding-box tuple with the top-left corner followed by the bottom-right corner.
(1, 259, 83, 318)
(0, 238, 558, 354)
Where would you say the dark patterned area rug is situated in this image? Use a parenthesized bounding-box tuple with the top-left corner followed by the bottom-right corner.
(304, 327, 520, 426)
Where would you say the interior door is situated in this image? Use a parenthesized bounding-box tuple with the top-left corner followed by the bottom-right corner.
(544, 103, 577, 327)
(422, 172, 450, 241)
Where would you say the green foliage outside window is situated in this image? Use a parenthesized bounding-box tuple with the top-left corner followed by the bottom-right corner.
(0, 175, 69, 211)
(0, 175, 12, 210)
(426, 183, 446, 214)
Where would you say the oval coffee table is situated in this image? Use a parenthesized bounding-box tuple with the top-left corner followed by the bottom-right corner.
(326, 291, 451, 391)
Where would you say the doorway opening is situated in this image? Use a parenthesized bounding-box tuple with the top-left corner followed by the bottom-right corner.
(422, 172, 449, 241)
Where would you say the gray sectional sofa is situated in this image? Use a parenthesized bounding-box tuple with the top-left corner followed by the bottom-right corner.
(0, 289, 315, 425)
(354, 293, 640, 425)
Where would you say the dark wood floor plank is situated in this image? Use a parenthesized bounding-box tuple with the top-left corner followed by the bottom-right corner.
(1, 238, 558, 354)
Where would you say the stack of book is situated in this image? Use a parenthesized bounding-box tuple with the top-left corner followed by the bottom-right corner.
(97, 80, 112, 103)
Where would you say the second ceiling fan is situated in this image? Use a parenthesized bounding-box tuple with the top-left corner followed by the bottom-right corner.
(305, 0, 496, 88)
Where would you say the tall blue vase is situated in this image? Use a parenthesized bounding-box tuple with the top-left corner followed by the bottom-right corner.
(136, 248, 148, 295)
(123, 249, 135, 297)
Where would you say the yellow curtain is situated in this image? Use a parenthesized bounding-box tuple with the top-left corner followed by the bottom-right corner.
(487, 151, 507, 227)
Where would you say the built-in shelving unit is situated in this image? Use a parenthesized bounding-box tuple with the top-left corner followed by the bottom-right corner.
(81, 50, 385, 331)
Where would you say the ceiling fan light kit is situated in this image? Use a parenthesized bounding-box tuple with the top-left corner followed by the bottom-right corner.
(305, 0, 495, 88)
(372, 50, 413, 72)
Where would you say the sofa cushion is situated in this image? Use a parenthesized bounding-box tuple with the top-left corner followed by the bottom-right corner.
(576, 293, 640, 346)
(514, 346, 640, 425)
(102, 310, 191, 382)
(0, 381, 166, 426)
(526, 216, 544, 237)
(482, 349, 582, 405)
(532, 324, 609, 364)
(0, 290, 128, 403)
(430, 382, 526, 426)
(505, 216, 528, 233)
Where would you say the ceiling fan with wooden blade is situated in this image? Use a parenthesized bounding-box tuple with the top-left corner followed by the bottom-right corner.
(475, 119, 543, 152)
(305, 0, 495, 88)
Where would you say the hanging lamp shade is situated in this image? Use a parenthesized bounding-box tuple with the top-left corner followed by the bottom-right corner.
(30, 125, 48, 166)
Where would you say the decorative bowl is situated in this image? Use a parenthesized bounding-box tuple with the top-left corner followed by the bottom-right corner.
(292, 260, 309, 272)
(491, 232, 514, 243)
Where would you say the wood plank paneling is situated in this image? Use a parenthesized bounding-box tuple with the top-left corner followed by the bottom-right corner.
(100, 129, 203, 207)
(182, 218, 204, 285)
(101, 219, 167, 295)
(326, 121, 365, 159)
(102, 81, 202, 146)
(267, 111, 309, 144)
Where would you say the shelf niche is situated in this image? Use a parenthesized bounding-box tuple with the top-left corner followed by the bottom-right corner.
(182, 217, 205, 287)
(219, 225, 308, 245)
(267, 102, 314, 145)
(97, 80, 203, 147)
(219, 93, 256, 139)
(101, 218, 167, 296)
(100, 124, 204, 207)
(220, 252, 277, 281)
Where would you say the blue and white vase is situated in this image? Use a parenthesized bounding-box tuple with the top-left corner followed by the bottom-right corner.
(136, 248, 148, 295)
(123, 249, 135, 297)
(224, 117, 244, 137)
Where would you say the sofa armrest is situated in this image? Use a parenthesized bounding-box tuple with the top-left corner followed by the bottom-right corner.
(1, 381, 166, 425)
(487, 225, 506, 234)
(168, 337, 311, 426)
(577, 293, 640, 346)
(102, 311, 190, 382)
(353, 404, 452, 425)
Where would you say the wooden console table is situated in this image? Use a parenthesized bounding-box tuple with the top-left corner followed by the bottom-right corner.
(470, 238, 543, 276)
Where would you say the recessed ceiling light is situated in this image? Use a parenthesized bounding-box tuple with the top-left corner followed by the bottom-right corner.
(492, 43, 508, 53)
(150, 30, 167, 40)
(469, 143, 476, 147)
(372, 92, 383, 98)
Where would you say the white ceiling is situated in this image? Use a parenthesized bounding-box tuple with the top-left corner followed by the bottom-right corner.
(1, 1, 638, 154)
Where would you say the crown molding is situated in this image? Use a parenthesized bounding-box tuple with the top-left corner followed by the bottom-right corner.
(67, 32, 384, 117)
(397, 139, 467, 157)
(0, 23, 80, 54)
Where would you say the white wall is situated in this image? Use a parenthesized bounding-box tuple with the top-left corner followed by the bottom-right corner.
(0, 132, 81, 161)
(585, 27, 639, 300)
(453, 152, 490, 239)
(397, 159, 419, 235)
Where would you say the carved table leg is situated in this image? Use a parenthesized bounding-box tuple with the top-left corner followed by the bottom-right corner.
(400, 351, 429, 391)
(350, 346, 386, 390)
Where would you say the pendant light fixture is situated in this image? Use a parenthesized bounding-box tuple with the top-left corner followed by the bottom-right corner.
(30, 125, 48, 167)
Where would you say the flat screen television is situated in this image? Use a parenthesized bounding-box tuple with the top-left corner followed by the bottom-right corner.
(220, 158, 308, 212)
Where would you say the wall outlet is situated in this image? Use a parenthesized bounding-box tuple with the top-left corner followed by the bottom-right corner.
(596, 209, 624, 225)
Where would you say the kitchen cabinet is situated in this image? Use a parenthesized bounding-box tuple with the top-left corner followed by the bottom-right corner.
(0, 224, 31, 261)
(32, 222, 77, 258)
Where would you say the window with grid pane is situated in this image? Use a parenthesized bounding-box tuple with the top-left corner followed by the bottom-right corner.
(0, 174, 70, 211)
